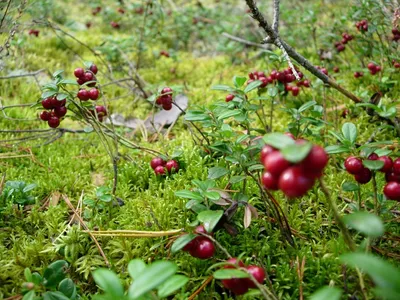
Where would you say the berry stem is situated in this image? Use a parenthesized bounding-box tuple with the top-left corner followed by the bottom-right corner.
(372, 173, 379, 215)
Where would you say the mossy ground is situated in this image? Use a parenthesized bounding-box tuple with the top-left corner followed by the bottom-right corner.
(1, 0, 399, 299)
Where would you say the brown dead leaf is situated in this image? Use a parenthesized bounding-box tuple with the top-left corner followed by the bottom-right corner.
(50, 191, 61, 207)
(244, 205, 252, 229)
(92, 172, 106, 186)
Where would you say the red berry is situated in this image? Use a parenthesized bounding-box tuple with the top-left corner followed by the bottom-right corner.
(77, 78, 85, 85)
(367, 62, 376, 71)
(89, 64, 98, 74)
(279, 166, 315, 198)
(393, 158, 400, 174)
(40, 111, 51, 121)
(284, 132, 295, 139)
(163, 102, 173, 110)
(302, 80, 310, 87)
(368, 153, 379, 160)
(291, 86, 300, 96)
(224, 258, 245, 269)
(74, 68, 85, 78)
(285, 85, 293, 92)
(262, 172, 279, 190)
(263, 151, 291, 177)
(150, 157, 166, 170)
(245, 265, 265, 288)
(88, 88, 99, 100)
(41, 98, 53, 109)
(354, 168, 372, 184)
(385, 171, 400, 183)
(270, 70, 278, 80)
(95, 105, 107, 117)
(48, 116, 60, 128)
(154, 165, 166, 176)
(333, 66, 340, 73)
(301, 145, 329, 174)
(110, 21, 120, 29)
(161, 87, 172, 94)
(182, 236, 197, 252)
(344, 157, 363, 174)
(54, 106, 67, 118)
(383, 182, 400, 201)
(189, 237, 214, 259)
(84, 72, 94, 82)
(165, 160, 179, 173)
(377, 156, 393, 173)
(226, 94, 234, 102)
(77, 89, 90, 101)
(260, 145, 275, 164)
(51, 98, 65, 108)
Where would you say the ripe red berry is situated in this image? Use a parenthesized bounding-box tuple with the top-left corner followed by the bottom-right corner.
(77, 89, 90, 101)
(260, 145, 275, 164)
(383, 182, 400, 201)
(54, 106, 67, 118)
(110, 21, 120, 29)
(84, 72, 94, 82)
(48, 116, 60, 128)
(344, 157, 363, 174)
(41, 98, 53, 109)
(154, 165, 166, 176)
(150, 157, 166, 170)
(301, 145, 329, 175)
(189, 237, 215, 259)
(262, 172, 279, 190)
(77, 78, 85, 85)
(225, 258, 245, 269)
(88, 88, 99, 100)
(279, 166, 315, 198)
(263, 151, 291, 177)
(284, 132, 295, 139)
(89, 64, 98, 74)
(377, 156, 393, 173)
(226, 94, 234, 102)
(161, 87, 172, 94)
(51, 98, 65, 108)
(368, 153, 379, 160)
(163, 102, 173, 110)
(354, 167, 372, 184)
(95, 105, 107, 118)
(333, 66, 340, 73)
(74, 68, 85, 78)
(245, 265, 265, 288)
(165, 160, 179, 173)
(385, 171, 400, 183)
(291, 86, 300, 96)
(40, 111, 51, 121)
(392, 158, 400, 175)
(302, 80, 310, 87)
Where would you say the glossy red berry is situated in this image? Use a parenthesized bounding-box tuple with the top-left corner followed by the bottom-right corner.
(393, 158, 400, 175)
(385, 171, 400, 183)
(301, 145, 328, 175)
(74, 68, 85, 78)
(383, 182, 400, 201)
(89, 64, 98, 74)
(354, 168, 372, 184)
(154, 165, 166, 176)
(284, 132, 295, 139)
(189, 237, 215, 259)
(279, 166, 315, 198)
(263, 151, 291, 177)
(40, 111, 51, 121)
(41, 98, 53, 109)
(88, 88, 99, 100)
(225, 258, 245, 269)
(51, 98, 65, 108)
(291, 86, 300, 96)
(226, 94, 234, 102)
(344, 157, 363, 174)
(262, 172, 279, 190)
(48, 116, 60, 128)
(165, 160, 179, 173)
(163, 102, 173, 110)
(377, 156, 393, 173)
(368, 153, 379, 160)
(260, 145, 275, 164)
(84, 72, 94, 82)
(161, 87, 172, 94)
(77, 89, 90, 101)
(150, 157, 166, 170)
(54, 106, 67, 118)
(245, 265, 265, 288)
(95, 105, 107, 118)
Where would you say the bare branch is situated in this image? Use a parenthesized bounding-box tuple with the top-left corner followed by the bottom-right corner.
(222, 32, 271, 50)
(272, 0, 280, 32)
(0, 69, 45, 80)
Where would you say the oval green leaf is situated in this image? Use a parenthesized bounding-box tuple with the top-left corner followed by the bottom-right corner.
(157, 275, 189, 298)
(343, 212, 384, 238)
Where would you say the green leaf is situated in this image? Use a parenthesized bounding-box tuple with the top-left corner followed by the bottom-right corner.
(53, 70, 64, 78)
(184, 111, 211, 122)
(43, 260, 69, 288)
(157, 275, 188, 298)
(32, 272, 42, 285)
(42, 90, 57, 99)
(213, 269, 249, 279)
(128, 259, 147, 280)
(363, 159, 384, 170)
(281, 142, 312, 163)
(24, 268, 32, 282)
(59, 79, 79, 85)
(268, 86, 278, 97)
(229, 176, 246, 184)
(373, 287, 400, 300)
(263, 133, 295, 149)
(23, 184, 36, 193)
(197, 210, 223, 233)
(343, 212, 384, 238)
(208, 167, 229, 180)
(341, 253, 400, 292)
(325, 145, 350, 154)
(93, 269, 124, 297)
(211, 84, 234, 91)
(22, 290, 36, 300)
(342, 182, 359, 192)
(342, 122, 357, 144)
(58, 278, 77, 299)
(247, 164, 264, 171)
(298, 100, 317, 113)
(175, 190, 204, 201)
(217, 110, 241, 120)
(56, 93, 68, 100)
(84, 126, 94, 133)
(128, 261, 177, 299)
(99, 194, 112, 202)
(43, 291, 70, 300)
(233, 76, 247, 88)
(204, 191, 221, 201)
(244, 80, 262, 93)
(309, 286, 342, 300)
(171, 233, 196, 253)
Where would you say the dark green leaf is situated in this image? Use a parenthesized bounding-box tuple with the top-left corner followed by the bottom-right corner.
(211, 84, 234, 91)
(128, 259, 147, 280)
(56, 93, 69, 100)
(58, 278, 77, 299)
(298, 100, 317, 113)
(43, 260, 68, 288)
(217, 110, 241, 120)
(363, 159, 384, 170)
(22, 290, 36, 300)
(175, 190, 204, 201)
(204, 191, 220, 201)
(342, 182, 359, 192)
(244, 80, 262, 93)
(31, 273, 42, 285)
(213, 269, 249, 279)
(342, 122, 357, 144)
(128, 261, 177, 299)
(281, 142, 312, 163)
(341, 253, 400, 292)
(343, 212, 384, 238)
(248, 164, 264, 171)
(53, 70, 64, 78)
(325, 145, 350, 154)
(157, 274, 188, 298)
(229, 176, 246, 184)
(208, 167, 229, 179)
(92, 269, 124, 297)
(233, 76, 247, 88)
(60, 79, 79, 85)
(263, 133, 295, 149)
(43, 291, 70, 300)
(197, 210, 223, 233)
(42, 90, 57, 99)
(171, 233, 196, 253)
(309, 286, 342, 300)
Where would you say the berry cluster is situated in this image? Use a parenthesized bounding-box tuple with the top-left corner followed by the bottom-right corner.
(40, 97, 67, 128)
(155, 87, 174, 110)
(261, 138, 329, 198)
(182, 225, 215, 259)
(334, 32, 353, 52)
(28, 29, 39, 37)
(160, 50, 170, 57)
(353, 71, 364, 78)
(150, 157, 179, 176)
(92, 6, 101, 16)
(392, 28, 400, 42)
(221, 258, 265, 295)
(74, 64, 98, 86)
(367, 62, 382, 75)
(355, 19, 368, 32)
